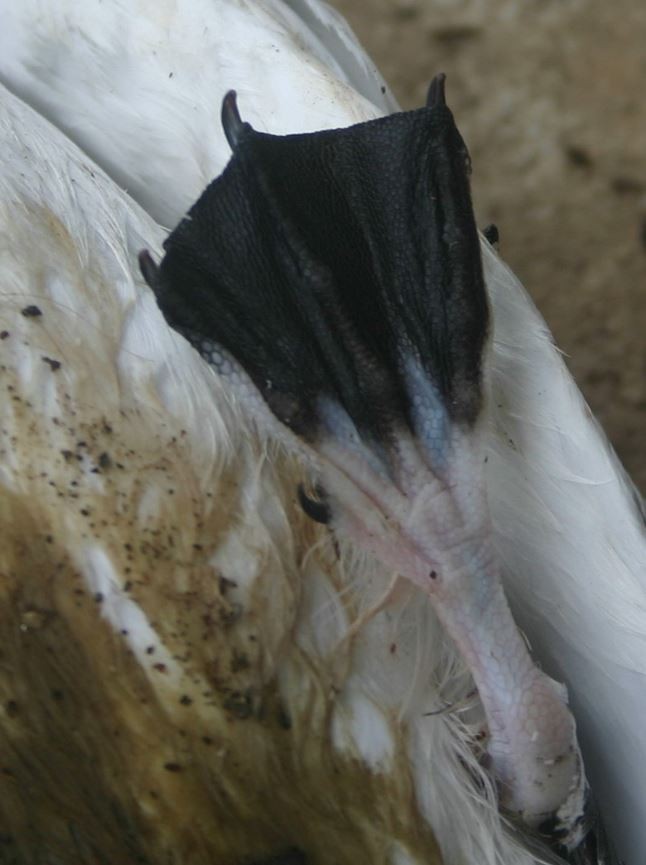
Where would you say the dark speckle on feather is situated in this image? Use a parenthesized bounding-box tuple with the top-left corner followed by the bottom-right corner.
(41, 356, 61, 371)
(21, 305, 42, 318)
(98, 452, 112, 469)
(223, 689, 253, 719)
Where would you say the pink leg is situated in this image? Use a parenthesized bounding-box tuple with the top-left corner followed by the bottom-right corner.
(319, 424, 586, 846)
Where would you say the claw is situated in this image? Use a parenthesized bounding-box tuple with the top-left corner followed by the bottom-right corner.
(297, 483, 331, 525)
(138, 249, 159, 287)
(483, 224, 499, 246)
(426, 72, 447, 108)
(221, 90, 252, 150)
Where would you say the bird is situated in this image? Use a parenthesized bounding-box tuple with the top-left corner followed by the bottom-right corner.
(0, 2, 644, 865)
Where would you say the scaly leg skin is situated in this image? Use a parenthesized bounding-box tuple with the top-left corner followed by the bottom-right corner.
(317, 415, 585, 846)
(142, 77, 587, 850)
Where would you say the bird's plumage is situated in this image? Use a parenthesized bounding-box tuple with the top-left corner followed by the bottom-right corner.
(0, 0, 393, 227)
(0, 1, 644, 863)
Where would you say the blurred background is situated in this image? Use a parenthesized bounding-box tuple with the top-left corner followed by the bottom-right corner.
(331, 0, 645, 491)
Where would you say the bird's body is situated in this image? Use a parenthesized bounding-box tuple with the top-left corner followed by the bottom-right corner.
(0, 2, 644, 864)
(0, 0, 394, 227)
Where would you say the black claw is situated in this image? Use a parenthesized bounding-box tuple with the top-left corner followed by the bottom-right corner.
(482, 223, 499, 246)
(426, 73, 447, 108)
(221, 90, 251, 150)
(138, 249, 159, 287)
(297, 484, 332, 525)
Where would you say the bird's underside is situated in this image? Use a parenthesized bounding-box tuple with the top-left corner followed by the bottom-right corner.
(141, 77, 593, 856)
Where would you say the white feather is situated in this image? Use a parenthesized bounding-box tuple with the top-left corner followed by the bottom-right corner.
(0, 0, 388, 226)
(484, 244, 646, 860)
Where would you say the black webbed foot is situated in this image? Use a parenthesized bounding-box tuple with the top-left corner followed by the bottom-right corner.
(148, 75, 488, 448)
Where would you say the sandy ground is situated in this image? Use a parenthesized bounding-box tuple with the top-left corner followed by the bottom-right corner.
(330, 0, 645, 491)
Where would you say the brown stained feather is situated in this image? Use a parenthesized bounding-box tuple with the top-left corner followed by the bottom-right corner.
(0, 326, 441, 864)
